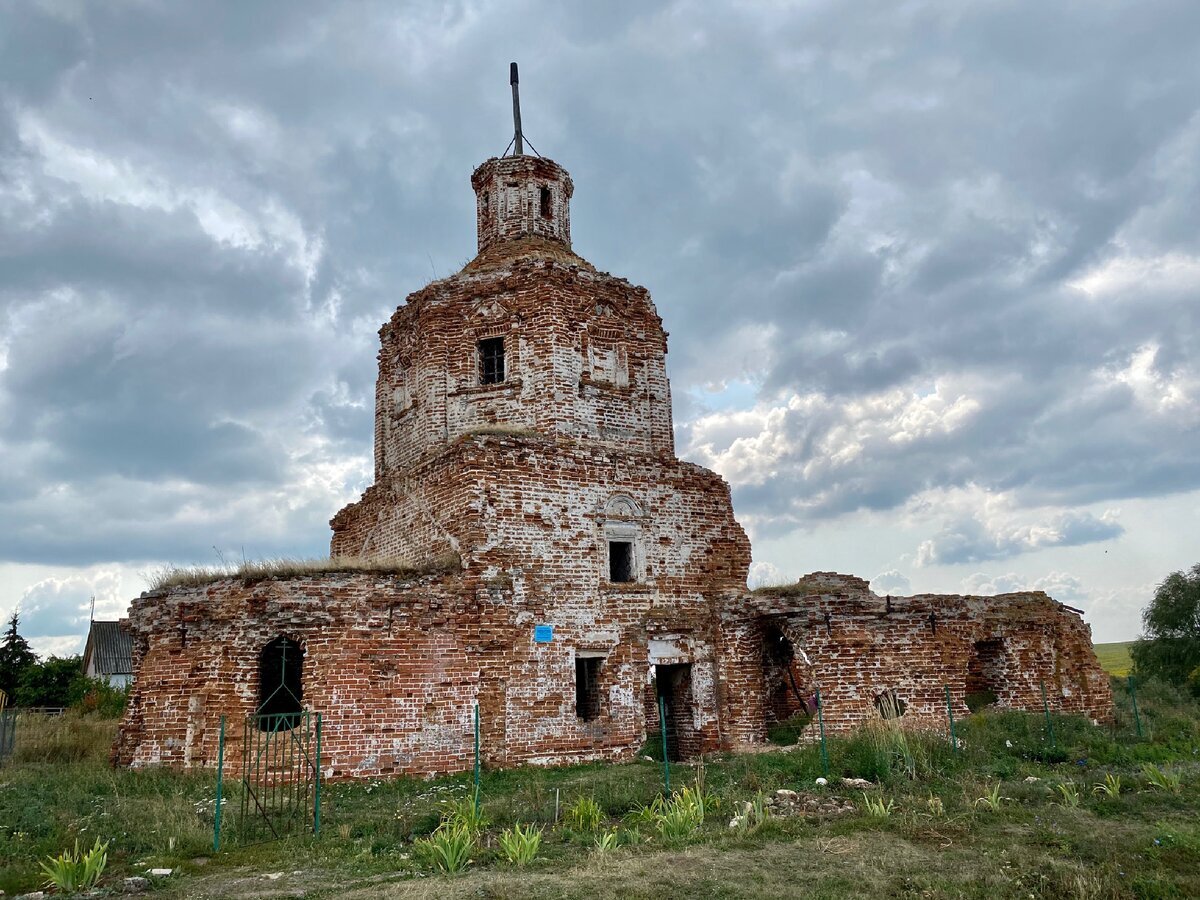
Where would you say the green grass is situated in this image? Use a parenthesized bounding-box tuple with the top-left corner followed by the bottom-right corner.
(1, 676, 1198, 898)
(1094, 640, 1134, 676)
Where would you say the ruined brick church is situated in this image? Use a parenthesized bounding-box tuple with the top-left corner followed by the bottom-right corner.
(115, 76, 1112, 778)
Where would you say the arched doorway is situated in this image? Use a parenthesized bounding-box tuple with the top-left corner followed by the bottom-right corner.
(257, 636, 303, 730)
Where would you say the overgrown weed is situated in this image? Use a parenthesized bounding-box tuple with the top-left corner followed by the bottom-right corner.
(146, 553, 460, 592)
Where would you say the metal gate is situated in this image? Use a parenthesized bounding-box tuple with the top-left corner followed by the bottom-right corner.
(237, 711, 322, 843)
(213, 710, 322, 848)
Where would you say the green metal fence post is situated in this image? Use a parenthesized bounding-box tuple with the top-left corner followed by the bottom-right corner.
(945, 684, 958, 754)
(473, 703, 481, 813)
(815, 685, 830, 778)
(213, 715, 225, 852)
(1040, 679, 1056, 749)
(1128, 675, 1143, 738)
(313, 712, 322, 836)
(657, 694, 671, 795)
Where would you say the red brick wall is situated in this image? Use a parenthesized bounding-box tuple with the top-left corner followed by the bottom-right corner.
(119, 151, 1116, 779)
(717, 573, 1114, 747)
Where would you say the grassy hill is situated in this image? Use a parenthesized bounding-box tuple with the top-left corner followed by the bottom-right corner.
(1094, 640, 1134, 676)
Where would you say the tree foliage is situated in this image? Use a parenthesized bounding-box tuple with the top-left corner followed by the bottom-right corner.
(0, 612, 38, 700)
(16, 655, 90, 709)
(1131, 563, 1200, 693)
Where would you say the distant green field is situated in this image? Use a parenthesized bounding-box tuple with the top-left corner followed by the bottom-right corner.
(1094, 640, 1134, 676)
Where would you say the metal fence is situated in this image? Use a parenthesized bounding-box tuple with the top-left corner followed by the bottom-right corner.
(212, 711, 323, 849)
(0, 708, 15, 762)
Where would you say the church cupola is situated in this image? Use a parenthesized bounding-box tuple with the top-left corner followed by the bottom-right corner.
(471, 155, 573, 251)
(470, 63, 573, 252)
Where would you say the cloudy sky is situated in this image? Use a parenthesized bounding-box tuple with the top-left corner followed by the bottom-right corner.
(2, 0, 1198, 654)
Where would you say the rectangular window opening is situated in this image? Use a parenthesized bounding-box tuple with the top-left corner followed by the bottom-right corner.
(539, 185, 553, 219)
(576, 656, 602, 721)
(479, 336, 505, 385)
(608, 540, 634, 583)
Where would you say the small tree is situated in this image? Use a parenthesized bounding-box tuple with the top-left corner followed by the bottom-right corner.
(16, 656, 90, 709)
(0, 612, 38, 701)
(1131, 563, 1200, 693)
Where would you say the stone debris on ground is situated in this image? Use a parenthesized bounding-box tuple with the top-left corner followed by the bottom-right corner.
(729, 788, 857, 826)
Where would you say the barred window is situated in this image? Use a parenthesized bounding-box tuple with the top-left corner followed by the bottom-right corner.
(479, 336, 505, 385)
(608, 540, 634, 583)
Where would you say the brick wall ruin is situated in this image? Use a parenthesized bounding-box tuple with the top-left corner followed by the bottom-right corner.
(116, 145, 1113, 779)
(717, 574, 1112, 748)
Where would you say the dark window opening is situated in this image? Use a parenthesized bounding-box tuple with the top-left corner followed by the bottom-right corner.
(479, 336, 505, 385)
(258, 636, 303, 731)
(608, 540, 634, 583)
(874, 688, 906, 719)
(576, 656, 602, 720)
(539, 186, 553, 218)
(482, 191, 490, 215)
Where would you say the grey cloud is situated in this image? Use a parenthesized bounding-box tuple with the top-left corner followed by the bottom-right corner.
(0, 0, 1198, 575)
(916, 510, 1124, 567)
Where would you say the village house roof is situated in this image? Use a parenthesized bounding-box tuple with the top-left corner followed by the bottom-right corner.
(82, 620, 133, 677)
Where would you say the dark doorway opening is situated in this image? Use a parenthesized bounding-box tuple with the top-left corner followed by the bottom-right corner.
(761, 623, 813, 744)
(966, 638, 1006, 712)
(575, 656, 602, 721)
(761, 623, 812, 724)
(652, 663, 695, 761)
(258, 636, 303, 730)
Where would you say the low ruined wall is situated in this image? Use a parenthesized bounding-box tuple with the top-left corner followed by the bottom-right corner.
(718, 573, 1113, 746)
(114, 571, 727, 779)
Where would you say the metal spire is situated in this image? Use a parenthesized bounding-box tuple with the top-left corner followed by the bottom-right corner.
(510, 62, 524, 156)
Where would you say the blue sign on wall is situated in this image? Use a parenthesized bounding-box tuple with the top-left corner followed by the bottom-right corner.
(534, 624, 554, 643)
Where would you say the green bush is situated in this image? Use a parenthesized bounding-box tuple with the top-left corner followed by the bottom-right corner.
(766, 713, 811, 746)
(966, 690, 998, 712)
(73, 679, 129, 717)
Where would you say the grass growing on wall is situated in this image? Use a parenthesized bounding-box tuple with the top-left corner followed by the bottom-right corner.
(1, 677, 1198, 898)
(145, 553, 461, 592)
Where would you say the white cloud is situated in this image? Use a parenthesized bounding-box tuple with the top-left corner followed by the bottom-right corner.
(747, 560, 785, 589)
(9, 567, 128, 656)
(684, 376, 982, 512)
(1104, 343, 1199, 424)
(916, 504, 1123, 567)
(960, 570, 1148, 643)
(870, 569, 912, 595)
